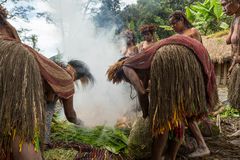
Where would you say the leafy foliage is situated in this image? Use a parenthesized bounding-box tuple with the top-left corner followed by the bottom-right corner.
(120, 0, 174, 40)
(92, 0, 213, 42)
(1, 0, 52, 49)
(92, 0, 231, 40)
(51, 120, 129, 154)
(220, 105, 240, 118)
(185, 0, 231, 35)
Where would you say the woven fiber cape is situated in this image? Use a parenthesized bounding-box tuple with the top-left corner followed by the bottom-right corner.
(3, 37, 75, 99)
(108, 35, 217, 110)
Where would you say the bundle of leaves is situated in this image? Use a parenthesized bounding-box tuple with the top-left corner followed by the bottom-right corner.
(50, 120, 129, 155)
(220, 105, 240, 118)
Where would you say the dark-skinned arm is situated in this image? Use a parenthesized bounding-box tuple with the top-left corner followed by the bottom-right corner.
(62, 96, 83, 125)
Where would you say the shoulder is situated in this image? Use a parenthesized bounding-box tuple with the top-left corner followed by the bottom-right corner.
(190, 28, 202, 38)
(190, 28, 200, 35)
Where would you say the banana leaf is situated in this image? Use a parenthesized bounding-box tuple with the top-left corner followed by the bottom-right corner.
(50, 120, 128, 154)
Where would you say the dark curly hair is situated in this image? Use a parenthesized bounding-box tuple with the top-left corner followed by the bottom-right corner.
(122, 29, 136, 45)
(52, 59, 94, 85)
(139, 24, 157, 35)
(169, 11, 193, 29)
(68, 60, 94, 84)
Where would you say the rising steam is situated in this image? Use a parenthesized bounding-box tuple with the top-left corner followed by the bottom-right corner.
(49, 0, 138, 127)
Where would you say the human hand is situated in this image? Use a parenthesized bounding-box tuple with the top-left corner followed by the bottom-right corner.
(74, 118, 84, 127)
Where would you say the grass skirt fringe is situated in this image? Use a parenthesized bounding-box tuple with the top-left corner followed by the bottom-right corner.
(107, 60, 125, 84)
(228, 64, 240, 109)
(0, 40, 45, 159)
(150, 45, 208, 137)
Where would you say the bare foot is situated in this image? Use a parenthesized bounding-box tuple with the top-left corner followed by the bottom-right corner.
(228, 130, 240, 137)
(188, 147, 210, 158)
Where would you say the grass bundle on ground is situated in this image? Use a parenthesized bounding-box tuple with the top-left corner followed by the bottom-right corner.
(219, 105, 240, 118)
(50, 120, 128, 155)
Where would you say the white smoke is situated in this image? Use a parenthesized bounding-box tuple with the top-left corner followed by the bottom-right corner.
(49, 0, 137, 127)
(121, 0, 137, 6)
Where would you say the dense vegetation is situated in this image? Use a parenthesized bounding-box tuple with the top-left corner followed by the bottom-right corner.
(92, 0, 231, 42)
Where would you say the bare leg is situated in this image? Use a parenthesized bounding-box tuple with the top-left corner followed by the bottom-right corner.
(123, 66, 146, 95)
(45, 101, 56, 146)
(165, 125, 185, 160)
(165, 140, 182, 160)
(12, 137, 42, 160)
(151, 130, 169, 160)
(138, 93, 149, 118)
(188, 121, 210, 158)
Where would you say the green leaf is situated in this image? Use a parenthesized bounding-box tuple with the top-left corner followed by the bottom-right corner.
(190, 4, 210, 15)
(219, 22, 229, 29)
(213, 1, 223, 20)
(203, 0, 211, 6)
(128, 20, 135, 31)
(210, 0, 217, 8)
(159, 25, 173, 31)
(153, 16, 163, 23)
(185, 7, 195, 22)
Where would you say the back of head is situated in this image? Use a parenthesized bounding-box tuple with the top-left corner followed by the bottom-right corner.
(68, 59, 94, 85)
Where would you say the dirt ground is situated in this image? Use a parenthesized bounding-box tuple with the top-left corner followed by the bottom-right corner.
(197, 87, 240, 160)
(179, 117, 240, 160)
(203, 118, 240, 160)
